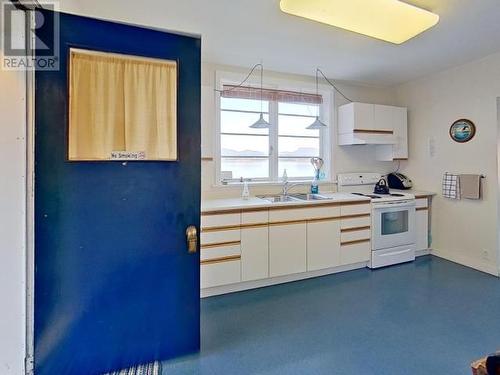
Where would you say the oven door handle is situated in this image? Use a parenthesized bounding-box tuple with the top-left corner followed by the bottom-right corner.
(372, 201, 416, 209)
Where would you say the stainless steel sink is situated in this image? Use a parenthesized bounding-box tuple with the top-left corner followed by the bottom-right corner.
(257, 194, 301, 203)
(290, 193, 332, 201)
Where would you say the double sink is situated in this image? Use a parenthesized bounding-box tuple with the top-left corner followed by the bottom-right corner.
(258, 193, 332, 203)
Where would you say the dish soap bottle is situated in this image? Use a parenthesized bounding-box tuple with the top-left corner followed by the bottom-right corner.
(310, 171, 319, 194)
(241, 179, 250, 200)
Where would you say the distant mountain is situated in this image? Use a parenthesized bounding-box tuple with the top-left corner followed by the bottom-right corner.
(280, 147, 318, 157)
(221, 148, 267, 157)
(221, 147, 318, 157)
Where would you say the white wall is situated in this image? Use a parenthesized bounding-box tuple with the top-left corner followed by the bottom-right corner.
(0, 61, 27, 373)
(396, 52, 500, 276)
(202, 62, 399, 199)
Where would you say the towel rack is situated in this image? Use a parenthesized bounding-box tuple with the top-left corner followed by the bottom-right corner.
(445, 172, 485, 178)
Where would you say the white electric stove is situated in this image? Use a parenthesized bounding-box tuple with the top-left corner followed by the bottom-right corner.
(337, 173, 417, 268)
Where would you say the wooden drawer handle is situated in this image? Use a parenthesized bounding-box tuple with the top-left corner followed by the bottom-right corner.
(341, 226, 371, 233)
(341, 238, 370, 246)
(201, 240, 240, 249)
(201, 255, 241, 265)
(201, 225, 240, 232)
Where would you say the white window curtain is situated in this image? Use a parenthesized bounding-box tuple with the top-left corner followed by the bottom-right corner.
(69, 48, 177, 160)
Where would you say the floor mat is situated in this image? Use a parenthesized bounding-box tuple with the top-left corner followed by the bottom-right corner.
(104, 361, 161, 375)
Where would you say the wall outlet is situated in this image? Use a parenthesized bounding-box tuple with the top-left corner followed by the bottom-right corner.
(428, 137, 436, 158)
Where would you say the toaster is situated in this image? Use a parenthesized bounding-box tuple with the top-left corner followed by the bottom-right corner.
(387, 172, 413, 190)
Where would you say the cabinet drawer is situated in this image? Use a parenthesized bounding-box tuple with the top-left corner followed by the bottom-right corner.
(416, 198, 428, 209)
(201, 229, 240, 245)
(341, 229, 371, 243)
(341, 215, 371, 230)
(201, 213, 240, 229)
(269, 205, 339, 223)
(201, 259, 241, 288)
(341, 203, 371, 217)
(201, 243, 240, 261)
(242, 210, 269, 225)
(340, 240, 370, 265)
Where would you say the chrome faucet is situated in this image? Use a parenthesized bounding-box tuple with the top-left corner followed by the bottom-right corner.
(282, 180, 306, 196)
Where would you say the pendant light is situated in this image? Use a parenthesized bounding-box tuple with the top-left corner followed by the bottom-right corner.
(306, 68, 327, 130)
(250, 64, 271, 129)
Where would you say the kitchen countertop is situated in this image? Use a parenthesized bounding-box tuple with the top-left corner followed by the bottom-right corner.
(201, 193, 370, 213)
(392, 189, 436, 198)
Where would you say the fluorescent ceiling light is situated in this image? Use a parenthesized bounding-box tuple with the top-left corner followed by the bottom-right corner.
(279, 0, 439, 44)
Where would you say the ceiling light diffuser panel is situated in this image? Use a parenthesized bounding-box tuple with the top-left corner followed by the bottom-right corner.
(279, 0, 439, 44)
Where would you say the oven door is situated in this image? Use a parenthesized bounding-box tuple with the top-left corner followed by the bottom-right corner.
(372, 201, 416, 250)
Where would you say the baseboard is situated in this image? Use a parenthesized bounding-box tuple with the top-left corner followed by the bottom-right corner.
(201, 262, 368, 298)
(430, 248, 499, 277)
(415, 248, 430, 257)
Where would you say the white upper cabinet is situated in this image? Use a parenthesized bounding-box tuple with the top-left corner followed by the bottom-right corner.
(393, 106, 408, 159)
(375, 106, 408, 161)
(338, 102, 407, 154)
(374, 105, 395, 131)
(338, 102, 375, 134)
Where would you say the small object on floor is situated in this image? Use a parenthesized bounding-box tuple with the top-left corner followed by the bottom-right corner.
(103, 361, 161, 375)
(486, 354, 500, 375)
(472, 352, 500, 375)
(472, 356, 489, 375)
(442, 172, 460, 199)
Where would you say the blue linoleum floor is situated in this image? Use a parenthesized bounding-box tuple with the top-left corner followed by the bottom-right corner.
(162, 256, 499, 375)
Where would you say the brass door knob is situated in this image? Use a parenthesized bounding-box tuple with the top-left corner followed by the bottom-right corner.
(186, 225, 198, 253)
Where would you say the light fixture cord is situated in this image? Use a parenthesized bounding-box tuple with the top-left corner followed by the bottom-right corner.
(214, 63, 263, 94)
(260, 63, 264, 114)
(316, 68, 353, 103)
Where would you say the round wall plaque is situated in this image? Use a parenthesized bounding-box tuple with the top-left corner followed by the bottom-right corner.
(449, 119, 476, 143)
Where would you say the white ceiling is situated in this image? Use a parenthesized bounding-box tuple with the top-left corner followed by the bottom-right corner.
(61, 0, 500, 86)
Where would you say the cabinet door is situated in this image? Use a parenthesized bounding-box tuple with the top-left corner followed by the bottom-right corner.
(307, 219, 341, 271)
(393, 107, 408, 159)
(269, 223, 306, 277)
(241, 226, 269, 281)
(374, 104, 394, 131)
(416, 210, 429, 251)
(353, 102, 375, 130)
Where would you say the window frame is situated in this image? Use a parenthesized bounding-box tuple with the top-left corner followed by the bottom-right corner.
(214, 70, 334, 185)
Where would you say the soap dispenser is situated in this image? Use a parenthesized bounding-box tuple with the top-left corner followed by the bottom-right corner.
(241, 178, 250, 200)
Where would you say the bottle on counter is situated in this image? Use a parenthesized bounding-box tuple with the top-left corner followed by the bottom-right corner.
(310, 171, 319, 194)
(241, 178, 250, 200)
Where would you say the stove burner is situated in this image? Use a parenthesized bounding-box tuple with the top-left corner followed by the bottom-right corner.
(352, 193, 382, 199)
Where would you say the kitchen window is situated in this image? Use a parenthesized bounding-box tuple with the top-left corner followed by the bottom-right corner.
(217, 78, 331, 184)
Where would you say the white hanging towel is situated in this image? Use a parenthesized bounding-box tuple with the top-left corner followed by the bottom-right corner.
(442, 172, 460, 199)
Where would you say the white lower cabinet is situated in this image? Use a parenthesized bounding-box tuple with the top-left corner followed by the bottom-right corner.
(201, 259, 241, 288)
(416, 209, 429, 251)
(241, 226, 269, 281)
(269, 222, 307, 277)
(340, 241, 371, 265)
(201, 201, 379, 293)
(307, 219, 341, 271)
(415, 198, 429, 251)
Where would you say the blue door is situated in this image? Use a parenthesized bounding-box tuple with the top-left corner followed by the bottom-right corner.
(34, 10, 201, 375)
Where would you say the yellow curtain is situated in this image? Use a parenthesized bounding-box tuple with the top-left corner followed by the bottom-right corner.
(69, 49, 177, 160)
